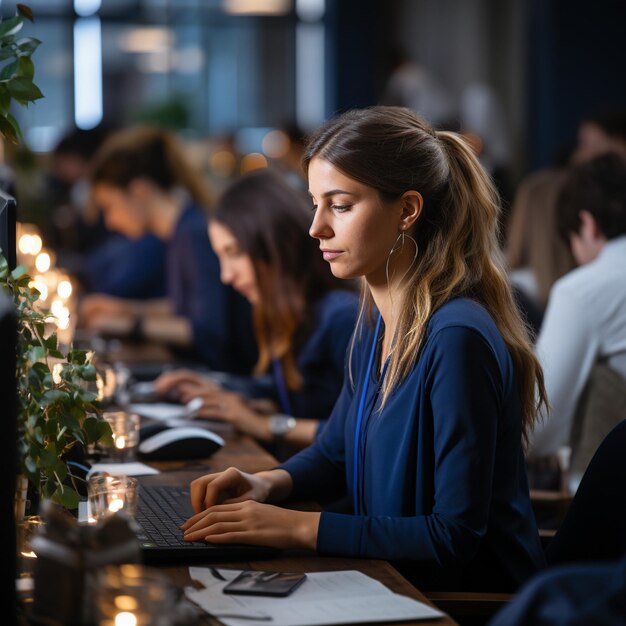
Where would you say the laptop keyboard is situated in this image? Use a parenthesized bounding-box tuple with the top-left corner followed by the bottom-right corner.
(136, 485, 194, 548)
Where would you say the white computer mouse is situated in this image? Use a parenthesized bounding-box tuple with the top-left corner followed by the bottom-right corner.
(138, 426, 225, 461)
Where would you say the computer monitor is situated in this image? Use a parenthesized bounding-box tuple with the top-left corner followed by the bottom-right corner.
(0, 188, 17, 270)
(0, 289, 17, 624)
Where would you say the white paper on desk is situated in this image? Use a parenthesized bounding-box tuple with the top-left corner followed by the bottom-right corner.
(185, 568, 444, 626)
(87, 462, 160, 477)
(129, 402, 190, 421)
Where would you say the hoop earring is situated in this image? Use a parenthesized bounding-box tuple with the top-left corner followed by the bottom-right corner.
(385, 230, 419, 288)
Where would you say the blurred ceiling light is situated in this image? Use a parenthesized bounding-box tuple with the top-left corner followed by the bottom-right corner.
(296, 0, 325, 21)
(210, 150, 237, 178)
(262, 130, 290, 159)
(74, 0, 101, 17)
(74, 18, 103, 129)
(120, 28, 174, 54)
(240, 153, 268, 174)
(223, 0, 291, 16)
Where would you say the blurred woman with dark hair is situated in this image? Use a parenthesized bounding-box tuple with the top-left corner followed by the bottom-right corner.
(155, 168, 359, 452)
(78, 126, 257, 375)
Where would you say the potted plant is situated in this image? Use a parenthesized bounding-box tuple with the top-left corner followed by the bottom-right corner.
(2, 253, 113, 513)
(1, 5, 112, 515)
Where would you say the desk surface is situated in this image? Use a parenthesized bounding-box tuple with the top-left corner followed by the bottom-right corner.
(143, 425, 457, 626)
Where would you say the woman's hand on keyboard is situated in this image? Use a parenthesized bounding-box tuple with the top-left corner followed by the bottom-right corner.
(181, 500, 321, 550)
(188, 466, 272, 513)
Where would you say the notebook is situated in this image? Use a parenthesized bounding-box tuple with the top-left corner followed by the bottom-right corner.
(135, 485, 279, 564)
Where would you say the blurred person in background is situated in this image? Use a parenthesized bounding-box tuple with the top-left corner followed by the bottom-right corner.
(78, 126, 257, 376)
(571, 108, 626, 165)
(530, 153, 626, 490)
(505, 168, 576, 333)
(50, 126, 167, 300)
(155, 168, 359, 458)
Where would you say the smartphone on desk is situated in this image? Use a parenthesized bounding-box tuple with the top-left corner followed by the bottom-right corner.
(222, 571, 307, 597)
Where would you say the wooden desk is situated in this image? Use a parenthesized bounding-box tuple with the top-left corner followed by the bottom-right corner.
(141, 426, 457, 626)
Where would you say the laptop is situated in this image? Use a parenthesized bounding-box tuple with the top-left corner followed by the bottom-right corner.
(135, 484, 279, 564)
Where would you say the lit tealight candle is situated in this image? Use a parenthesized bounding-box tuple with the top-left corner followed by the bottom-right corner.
(35, 252, 51, 273)
(18, 234, 33, 255)
(51, 299, 65, 317)
(30, 234, 42, 255)
(114, 611, 138, 626)
(57, 279, 73, 299)
(108, 496, 124, 513)
(115, 436, 127, 450)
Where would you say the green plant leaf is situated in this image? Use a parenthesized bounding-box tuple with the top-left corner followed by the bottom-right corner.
(7, 76, 43, 101)
(40, 388, 69, 406)
(81, 363, 97, 381)
(0, 60, 18, 81)
(0, 16, 23, 39)
(5, 111, 22, 140)
(17, 55, 33, 79)
(51, 486, 80, 510)
(0, 85, 10, 114)
(68, 349, 87, 365)
(44, 333, 58, 351)
(40, 448, 58, 469)
(0, 45, 18, 62)
(77, 388, 98, 403)
(16, 37, 41, 55)
(0, 115, 17, 143)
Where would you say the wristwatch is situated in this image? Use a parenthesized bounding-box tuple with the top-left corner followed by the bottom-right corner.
(268, 413, 296, 438)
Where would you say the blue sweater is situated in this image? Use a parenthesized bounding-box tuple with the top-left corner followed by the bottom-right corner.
(280, 298, 545, 591)
(167, 204, 257, 375)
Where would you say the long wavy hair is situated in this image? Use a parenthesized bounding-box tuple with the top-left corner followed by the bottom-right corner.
(212, 168, 351, 389)
(505, 168, 575, 308)
(303, 106, 547, 444)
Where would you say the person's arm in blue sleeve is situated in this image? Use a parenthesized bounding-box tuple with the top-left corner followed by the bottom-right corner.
(279, 371, 354, 502)
(316, 327, 502, 566)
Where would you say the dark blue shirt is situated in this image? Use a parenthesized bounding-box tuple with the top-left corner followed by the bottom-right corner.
(167, 204, 257, 375)
(280, 298, 545, 591)
(85, 234, 166, 299)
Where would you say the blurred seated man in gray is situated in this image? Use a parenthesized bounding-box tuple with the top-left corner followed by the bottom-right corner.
(530, 153, 626, 490)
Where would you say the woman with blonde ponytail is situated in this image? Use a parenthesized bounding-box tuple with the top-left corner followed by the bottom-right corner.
(79, 126, 257, 374)
(179, 107, 547, 593)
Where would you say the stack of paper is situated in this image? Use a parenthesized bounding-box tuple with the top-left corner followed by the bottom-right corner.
(185, 567, 444, 626)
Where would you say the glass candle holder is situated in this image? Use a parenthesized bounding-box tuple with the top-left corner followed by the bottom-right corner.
(16, 515, 45, 577)
(103, 411, 140, 461)
(95, 564, 177, 626)
(88, 474, 138, 523)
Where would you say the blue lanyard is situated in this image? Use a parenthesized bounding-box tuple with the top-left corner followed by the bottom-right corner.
(271, 357, 293, 416)
(352, 316, 382, 515)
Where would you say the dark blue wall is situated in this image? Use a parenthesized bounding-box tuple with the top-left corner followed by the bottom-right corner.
(529, 0, 626, 169)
